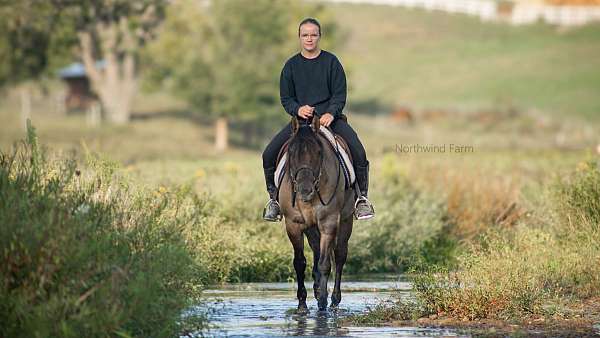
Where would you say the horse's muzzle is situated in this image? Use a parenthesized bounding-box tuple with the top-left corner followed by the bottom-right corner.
(299, 188, 315, 202)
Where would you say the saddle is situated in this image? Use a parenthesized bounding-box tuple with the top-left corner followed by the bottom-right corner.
(274, 126, 355, 190)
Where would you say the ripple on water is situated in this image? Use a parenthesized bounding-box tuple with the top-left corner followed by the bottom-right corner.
(192, 279, 468, 337)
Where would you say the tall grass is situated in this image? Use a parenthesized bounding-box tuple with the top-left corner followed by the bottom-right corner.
(404, 159, 600, 320)
(0, 125, 207, 337)
(347, 154, 456, 273)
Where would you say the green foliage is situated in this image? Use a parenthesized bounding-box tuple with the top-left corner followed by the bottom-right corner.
(144, 0, 339, 127)
(348, 297, 425, 324)
(555, 159, 600, 227)
(0, 1, 76, 87)
(346, 154, 457, 273)
(0, 126, 206, 337)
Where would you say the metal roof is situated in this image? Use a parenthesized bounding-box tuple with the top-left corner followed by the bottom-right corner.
(58, 61, 106, 78)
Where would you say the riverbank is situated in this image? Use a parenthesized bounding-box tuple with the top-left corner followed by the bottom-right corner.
(350, 297, 600, 337)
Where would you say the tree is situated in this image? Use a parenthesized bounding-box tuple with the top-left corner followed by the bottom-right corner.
(63, 0, 168, 124)
(145, 0, 340, 151)
(0, 1, 75, 129)
(1, 0, 168, 126)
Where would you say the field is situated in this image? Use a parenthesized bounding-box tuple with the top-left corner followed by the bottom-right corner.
(1, 3, 600, 336)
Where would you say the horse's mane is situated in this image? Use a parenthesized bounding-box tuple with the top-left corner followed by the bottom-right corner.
(288, 126, 322, 159)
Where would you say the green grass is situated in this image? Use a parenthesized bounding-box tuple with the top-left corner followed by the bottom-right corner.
(332, 4, 600, 120)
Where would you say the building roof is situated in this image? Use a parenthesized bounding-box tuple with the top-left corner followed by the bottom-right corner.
(58, 61, 106, 79)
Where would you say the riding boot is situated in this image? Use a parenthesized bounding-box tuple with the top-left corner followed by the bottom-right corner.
(354, 162, 375, 220)
(262, 167, 282, 222)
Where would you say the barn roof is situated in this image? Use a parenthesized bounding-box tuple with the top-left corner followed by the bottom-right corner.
(58, 61, 106, 79)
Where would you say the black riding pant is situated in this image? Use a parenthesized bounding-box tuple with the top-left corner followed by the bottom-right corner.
(262, 117, 368, 171)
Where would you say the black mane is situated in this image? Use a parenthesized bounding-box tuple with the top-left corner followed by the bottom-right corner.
(288, 126, 321, 160)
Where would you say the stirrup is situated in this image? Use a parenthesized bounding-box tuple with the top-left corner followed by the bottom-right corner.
(263, 199, 282, 222)
(354, 196, 375, 220)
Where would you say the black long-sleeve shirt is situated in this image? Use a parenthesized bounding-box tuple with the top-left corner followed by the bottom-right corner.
(279, 50, 347, 120)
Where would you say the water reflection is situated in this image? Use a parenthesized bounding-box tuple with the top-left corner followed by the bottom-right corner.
(284, 310, 351, 336)
(196, 277, 468, 337)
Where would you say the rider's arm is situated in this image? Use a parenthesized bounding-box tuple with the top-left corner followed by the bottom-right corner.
(325, 57, 347, 120)
(280, 63, 301, 117)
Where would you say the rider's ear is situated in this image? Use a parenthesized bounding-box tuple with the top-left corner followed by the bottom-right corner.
(292, 116, 299, 134)
(311, 115, 320, 132)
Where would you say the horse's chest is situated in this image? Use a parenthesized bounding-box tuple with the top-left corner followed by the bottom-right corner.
(296, 201, 319, 226)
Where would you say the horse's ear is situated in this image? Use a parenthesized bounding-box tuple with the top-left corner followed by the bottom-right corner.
(291, 116, 299, 134)
(311, 115, 320, 133)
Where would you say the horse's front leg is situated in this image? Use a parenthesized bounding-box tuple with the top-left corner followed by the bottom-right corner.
(286, 225, 308, 312)
(331, 219, 352, 308)
(305, 226, 321, 301)
(316, 220, 338, 311)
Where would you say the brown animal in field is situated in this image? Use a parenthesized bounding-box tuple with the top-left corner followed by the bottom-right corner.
(391, 107, 414, 123)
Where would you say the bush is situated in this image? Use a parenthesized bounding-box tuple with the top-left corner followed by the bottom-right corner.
(0, 126, 206, 337)
(403, 159, 600, 320)
(346, 154, 457, 274)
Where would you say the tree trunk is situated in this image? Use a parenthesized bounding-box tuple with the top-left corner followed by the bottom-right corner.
(215, 116, 228, 152)
(78, 19, 137, 125)
(20, 86, 31, 131)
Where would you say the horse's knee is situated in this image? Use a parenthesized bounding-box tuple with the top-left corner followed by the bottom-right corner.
(318, 259, 331, 274)
(293, 255, 306, 270)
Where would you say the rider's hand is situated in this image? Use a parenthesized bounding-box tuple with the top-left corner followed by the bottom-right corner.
(319, 113, 334, 127)
(297, 105, 314, 119)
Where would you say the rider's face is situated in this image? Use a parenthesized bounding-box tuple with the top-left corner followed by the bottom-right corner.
(299, 23, 320, 53)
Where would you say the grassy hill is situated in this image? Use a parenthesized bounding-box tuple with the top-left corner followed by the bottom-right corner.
(332, 3, 600, 120)
(1, 3, 599, 158)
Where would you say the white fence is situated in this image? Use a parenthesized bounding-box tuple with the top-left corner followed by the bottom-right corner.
(325, 0, 600, 26)
(511, 4, 600, 25)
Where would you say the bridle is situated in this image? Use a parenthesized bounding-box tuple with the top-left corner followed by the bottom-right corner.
(289, 130, 341, 207)
(291, 143, 324, 194)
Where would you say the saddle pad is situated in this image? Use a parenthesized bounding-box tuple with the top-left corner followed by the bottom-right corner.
(274, 126, 355, 188)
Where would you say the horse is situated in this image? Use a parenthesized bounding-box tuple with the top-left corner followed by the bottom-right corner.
(279, 116, 355, 312)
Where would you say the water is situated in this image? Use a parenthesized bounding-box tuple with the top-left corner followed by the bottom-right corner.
(193, 275, 468, 337)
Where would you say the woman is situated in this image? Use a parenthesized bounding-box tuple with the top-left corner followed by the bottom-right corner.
(262, 18, 375, 221)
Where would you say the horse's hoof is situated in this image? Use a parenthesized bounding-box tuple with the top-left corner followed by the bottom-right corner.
(297, 303, 308, 314)
(331, 295, 341, 308)
(318, 299, 328, 311)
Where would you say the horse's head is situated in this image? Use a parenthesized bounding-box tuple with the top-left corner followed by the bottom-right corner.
(288, 116, 323, 202)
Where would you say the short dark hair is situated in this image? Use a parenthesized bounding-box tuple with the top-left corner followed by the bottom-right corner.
(298, 18, 321, 36)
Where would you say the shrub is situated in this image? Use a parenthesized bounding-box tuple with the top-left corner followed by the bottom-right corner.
(403, 159, 600, 320)
(346, 154, 456, 274)
(0, 126, 206, 337)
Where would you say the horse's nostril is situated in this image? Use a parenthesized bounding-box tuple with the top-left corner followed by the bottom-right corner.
(300, 188, 312, 195)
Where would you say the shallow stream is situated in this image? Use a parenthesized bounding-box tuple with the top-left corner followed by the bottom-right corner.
(197, 275, 468, 337)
